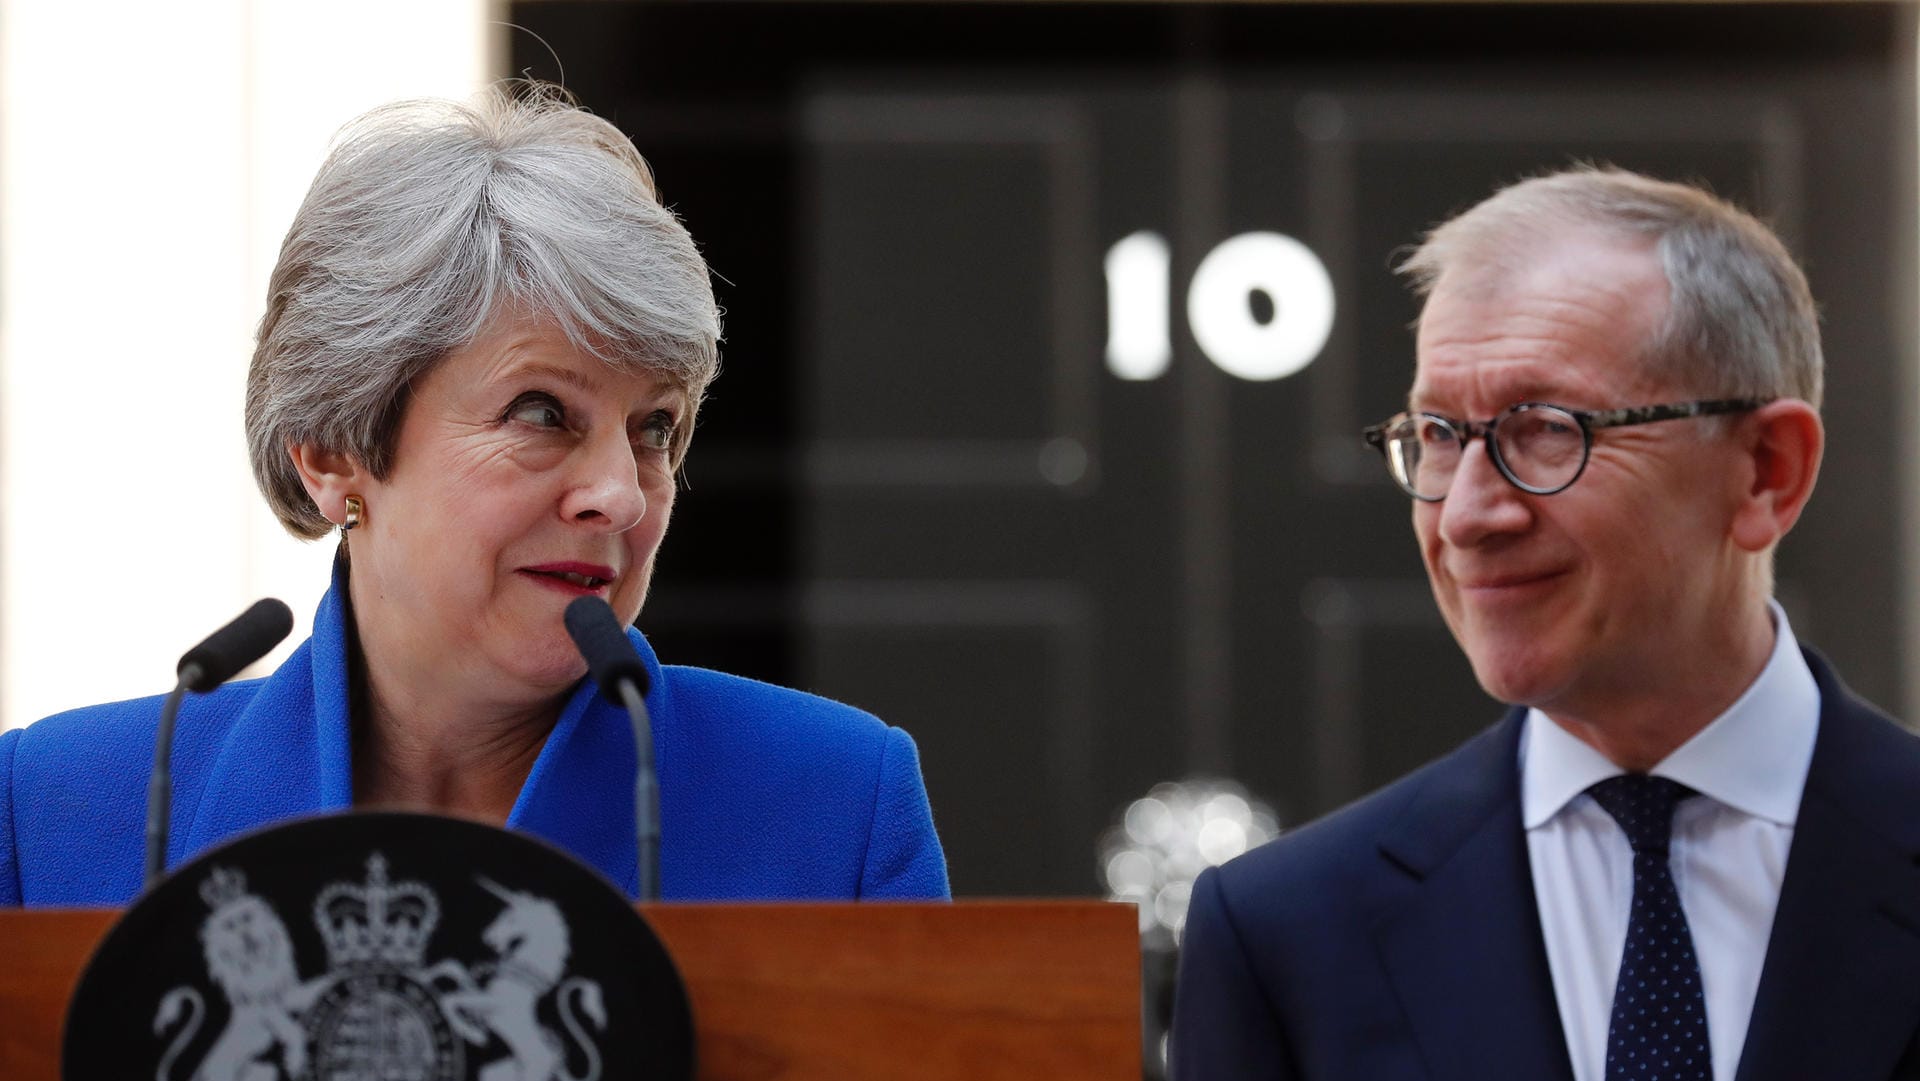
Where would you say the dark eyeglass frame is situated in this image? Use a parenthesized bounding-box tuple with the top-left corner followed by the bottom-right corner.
(1361, 397, 1774, 501)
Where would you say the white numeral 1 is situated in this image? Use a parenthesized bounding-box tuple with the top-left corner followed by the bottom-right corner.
(1104, 230, 1174, 380)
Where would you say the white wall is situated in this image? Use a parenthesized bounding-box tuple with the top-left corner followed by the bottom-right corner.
(0, 0, 497, 729)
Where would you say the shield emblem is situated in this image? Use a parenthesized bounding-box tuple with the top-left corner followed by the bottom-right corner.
(65, 812, 693, 1081)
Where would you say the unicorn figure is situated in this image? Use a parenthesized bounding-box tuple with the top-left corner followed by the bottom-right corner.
(424, 878, 608, 1081)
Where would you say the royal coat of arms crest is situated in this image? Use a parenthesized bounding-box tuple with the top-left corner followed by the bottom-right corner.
(151, 854, 608, 1081)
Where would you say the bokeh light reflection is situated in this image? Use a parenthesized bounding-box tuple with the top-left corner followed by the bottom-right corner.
(1100, 778, 1283, 1079)
(1099, 778, 1281, 950)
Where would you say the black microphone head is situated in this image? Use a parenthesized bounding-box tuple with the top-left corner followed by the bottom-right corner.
(564, 596, 651, 699)
(176, 598, 294, 692)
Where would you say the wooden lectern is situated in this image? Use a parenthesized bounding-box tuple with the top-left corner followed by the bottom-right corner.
(0, 901, 1140, 1080)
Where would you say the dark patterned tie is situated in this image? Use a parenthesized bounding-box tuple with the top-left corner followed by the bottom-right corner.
(1587, 774, 1712, 1081)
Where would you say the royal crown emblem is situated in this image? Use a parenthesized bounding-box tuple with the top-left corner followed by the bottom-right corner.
(314, 852, 441, 969)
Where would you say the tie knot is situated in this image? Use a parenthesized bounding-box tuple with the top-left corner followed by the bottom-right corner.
(1586, 774, 1696, 854)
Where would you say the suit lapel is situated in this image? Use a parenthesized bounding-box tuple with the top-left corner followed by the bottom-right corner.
(1372, 711, 1577, 1081)
(1734, 653, 1920, 1081)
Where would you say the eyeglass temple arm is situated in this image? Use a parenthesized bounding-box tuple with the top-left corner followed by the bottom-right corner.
(1584, 397, 1774, 430)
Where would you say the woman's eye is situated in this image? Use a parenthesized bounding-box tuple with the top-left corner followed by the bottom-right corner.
(636, 411, 677, 452)
(506, 394, 566, 429)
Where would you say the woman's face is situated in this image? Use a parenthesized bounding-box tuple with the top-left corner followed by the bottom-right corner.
(344, 317, 683, 699)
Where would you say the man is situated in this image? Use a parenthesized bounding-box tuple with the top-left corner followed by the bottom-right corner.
(1172, 167, 1920, 1081)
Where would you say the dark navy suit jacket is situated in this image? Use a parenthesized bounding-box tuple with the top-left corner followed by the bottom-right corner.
(1173, 650, 1920, 1081)
(0, 561, 949, 906)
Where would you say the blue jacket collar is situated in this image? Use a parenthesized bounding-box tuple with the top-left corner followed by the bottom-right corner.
(180, 554, 667, 897)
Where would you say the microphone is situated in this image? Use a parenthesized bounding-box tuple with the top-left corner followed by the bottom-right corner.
(176, 598, 295, 691)
(146, 599, 294, 889)
(564, 596, 660, 902)
(564, 595, 652, 700)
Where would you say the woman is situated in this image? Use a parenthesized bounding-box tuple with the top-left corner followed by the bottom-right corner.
(0, 86, 948, 905)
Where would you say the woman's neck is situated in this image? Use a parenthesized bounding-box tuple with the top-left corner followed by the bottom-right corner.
(342, 586, 562, 825)
(350, 672, 557, 825)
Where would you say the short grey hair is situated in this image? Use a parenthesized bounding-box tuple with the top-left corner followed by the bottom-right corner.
(247, 82, 722, 539)
(1398, 165, 1822, 409)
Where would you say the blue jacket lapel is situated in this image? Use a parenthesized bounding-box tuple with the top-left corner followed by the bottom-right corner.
(504, 625, 669, 898)
(1372, 711, 1576, 1081)
(179, 573, 356, 857)
(1733, 650, 1920, 1081)
(175, 558, 669, 900)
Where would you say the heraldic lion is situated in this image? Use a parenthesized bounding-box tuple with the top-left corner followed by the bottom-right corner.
(155, 871, 330, 1081)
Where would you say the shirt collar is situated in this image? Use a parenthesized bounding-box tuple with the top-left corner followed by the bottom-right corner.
(1521, 599, 1820, 830)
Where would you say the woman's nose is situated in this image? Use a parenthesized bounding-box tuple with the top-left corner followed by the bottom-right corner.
(562, 434, 648, 532)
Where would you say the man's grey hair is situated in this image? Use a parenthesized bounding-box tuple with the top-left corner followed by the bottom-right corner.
(247, 82, 722, 539)
(1398, 165, 1822, 409)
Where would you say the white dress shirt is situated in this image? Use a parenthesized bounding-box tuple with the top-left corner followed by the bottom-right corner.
(1521, 602, 1820, 1081)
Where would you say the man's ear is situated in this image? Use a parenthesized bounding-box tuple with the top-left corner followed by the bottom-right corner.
(1729, 399, 1824, 553)
(287, 444, 368, 529)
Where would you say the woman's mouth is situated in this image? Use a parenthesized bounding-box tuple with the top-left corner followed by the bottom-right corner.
(520, 563, 617, 594)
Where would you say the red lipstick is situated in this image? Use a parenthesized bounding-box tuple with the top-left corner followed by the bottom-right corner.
(519, 561, 617, 596)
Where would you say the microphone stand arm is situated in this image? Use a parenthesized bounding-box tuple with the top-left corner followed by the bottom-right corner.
(144, 665, 201, 890)
(616, 678, 660, 903)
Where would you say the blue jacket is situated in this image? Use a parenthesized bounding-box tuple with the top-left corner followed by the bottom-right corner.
(0, 568, 949, 906)
(1171, 649, 1920, 1081)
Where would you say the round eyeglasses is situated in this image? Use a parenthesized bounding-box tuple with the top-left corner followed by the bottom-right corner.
(1361, 398, 1772, 501)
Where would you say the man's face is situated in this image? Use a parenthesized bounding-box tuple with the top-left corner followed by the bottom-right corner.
(1409, 233, 1751, 715)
